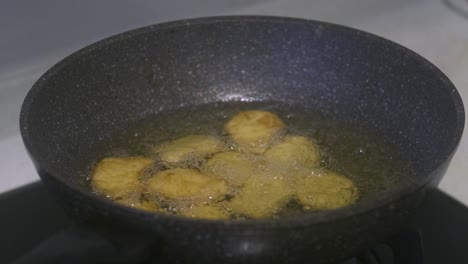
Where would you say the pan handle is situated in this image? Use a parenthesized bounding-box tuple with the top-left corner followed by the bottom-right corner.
(9, 224, 155, 264)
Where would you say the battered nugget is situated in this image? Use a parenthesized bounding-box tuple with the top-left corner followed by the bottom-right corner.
(155, 135, 226, 165)
(202, 151, 257, 186)
(225, 110, 285, 153)
(116, 198, 161, 213)
(229, 173, 294, 218)
(148, 168, 227, 201)
(180, 204, 228, 220)
(264, 135, 320, 167)
(91, 157, 153, 198)
(296, 170, 359, 210)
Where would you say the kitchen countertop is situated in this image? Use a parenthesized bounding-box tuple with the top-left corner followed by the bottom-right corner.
(1, 0, 467, 203)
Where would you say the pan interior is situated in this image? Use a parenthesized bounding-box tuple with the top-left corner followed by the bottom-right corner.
(86, 100, 413, 219)
(21, 17, 463, 209)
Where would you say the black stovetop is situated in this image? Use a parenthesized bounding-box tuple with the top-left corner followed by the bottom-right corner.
(1, 182, 468, 264)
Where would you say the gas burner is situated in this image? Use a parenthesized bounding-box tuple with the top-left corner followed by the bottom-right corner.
(343, 230, 423, 264)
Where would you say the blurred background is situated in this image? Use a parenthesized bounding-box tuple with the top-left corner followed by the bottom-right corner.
(1, 0, 467, 203)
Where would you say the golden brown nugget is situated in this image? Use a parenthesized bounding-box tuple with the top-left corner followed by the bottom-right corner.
(180, 204, 229, 220)
(148, 168, 227, 201)
(155, 135, 226, 164)
(229, 173, 293, 218)
(202, 151, 257, 186)
(225, 110, 285, 153)
(116, 198, 162, 213)
(264, 135, 320, 167)
(296, 170, 359, 210)
(92, 157, 153, 198)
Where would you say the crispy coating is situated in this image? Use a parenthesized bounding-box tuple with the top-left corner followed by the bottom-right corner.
(264, 135, 320, 167)
(225, 110, 285, 153)
(296, 170, 359, 210)
(148, 168, 227, 201)
(116, 198, 161, 213)
(229, 173, 294, 218)
(180, 204, 229, 220)
(202, 151, 257, 186)
(91, 157, 153, 198)
(155, 135, 226, 164)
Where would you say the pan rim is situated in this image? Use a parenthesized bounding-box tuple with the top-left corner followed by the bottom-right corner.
(20, 15, 465, 228)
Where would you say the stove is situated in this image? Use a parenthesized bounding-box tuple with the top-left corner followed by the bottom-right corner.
(1, 183, 467, 264)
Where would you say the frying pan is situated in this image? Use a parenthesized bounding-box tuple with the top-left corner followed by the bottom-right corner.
(19, 16, 464, 264)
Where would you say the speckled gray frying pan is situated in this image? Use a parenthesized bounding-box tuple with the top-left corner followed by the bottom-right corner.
(19, 16, 464, 264)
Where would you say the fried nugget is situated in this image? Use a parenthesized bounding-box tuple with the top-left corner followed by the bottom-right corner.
(229, 173, 293, 218)
(116, 198, 162, 213)
(225, 110, 285, 154)
(296, 170, 359, 210)
(155, 135, 226, 165)
(264, 135, 320, 167)
(148, 168, 227, 201)
(202, 151, 257, 186)
(91, 157, 153, 198)
(180, 204, 229, 220)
